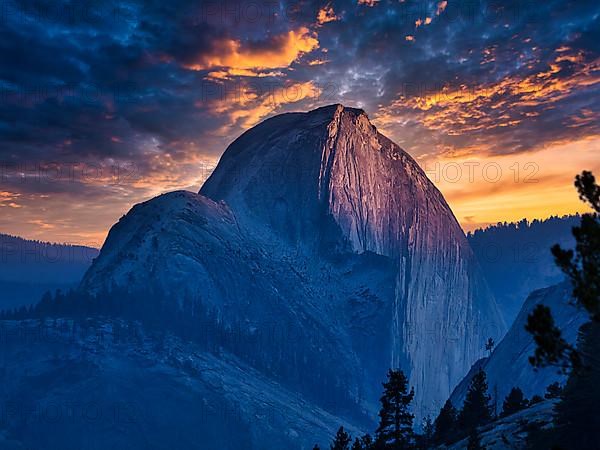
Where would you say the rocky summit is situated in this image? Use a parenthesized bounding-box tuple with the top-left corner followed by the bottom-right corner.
(82, 104, 505, 436)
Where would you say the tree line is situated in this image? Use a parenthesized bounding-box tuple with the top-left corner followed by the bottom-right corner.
(316, 365, 561, 450)
(0, 283, 366, 423)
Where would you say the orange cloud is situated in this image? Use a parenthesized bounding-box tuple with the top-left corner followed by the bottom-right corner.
(0, 191, 21, 208)
(358, 0, 379, 6)
(568, 108, 596, 128)
(416, 17, 433, 28)
(436, 1, 448, 15)
(27, 219, 55, 230)
(184, 28, 319, 72)
(205, 80, 322, 133)
(372, 46, 600, 231)
(206, 68, 285, 80)
(307, 58, 330, 66)
(317, 4, 338, 24)
(225, 81, 322, 129)
(377, 49, 600, 139)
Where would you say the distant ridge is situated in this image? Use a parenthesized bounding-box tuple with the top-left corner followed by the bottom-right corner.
(467, 215, 579, 323)
(0, 233, 98, 309)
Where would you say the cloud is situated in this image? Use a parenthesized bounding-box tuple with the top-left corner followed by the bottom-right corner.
(210, 80, 322, 129)
(0, 191, 22, 208)
(183, 27, 319, 72)
(415, 17, 433, 28)
(376, 48, 600, 156)
(27, 219, 55, 230)
(436, 1, 448, 16)
(307, 58, 330, 66)
(317, 4, 339, 25)
(1, 0, 599, 241)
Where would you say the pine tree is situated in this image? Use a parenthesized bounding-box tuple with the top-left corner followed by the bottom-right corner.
(415, 416, 434, 449)
(485, 337, 495, 356)
(524, 172, 600, 448)
(525, 304, 580, 372)
(351, 438, 363, 450)
(501, 387, 528, 417)
(527, 171, 600, 372)
(458, 368, 492, 432)
(466, 428, 486, 450)
(551, 322, 600, 448)
(433, 399, 457, 445)
(331, 427, 352, 450)
(528, 323, 600, 449)
(529, 394, 543, 405)
(375, 369, 415, 449)
(552, 171, 600, 323)
(360, 434, 374, 449)
(544, 382, 562, 399)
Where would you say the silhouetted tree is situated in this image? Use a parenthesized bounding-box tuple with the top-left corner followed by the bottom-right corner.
(433, 399, 457, 445)
(459, 368, 492, 432)
(501, 387, 528, 417)
(525, 172, 600, 449)
(375, 369, 415, 449)
(552, 171, 600, 322)
(467, 428, 486, 450)
(550, 322, 600, 448)
(527, 171, 600, 372)
(415, 416, 434, 449)
(529, 395, 543, 405)
(528, 324, 600, 449)
(351, 438, 363, 450)
(360, 434, 374, 449)
(331, 427, 352, 450)
(525, 304, 581, 373)
(485, 337, 495, 356)
(544, 382, 563, 399)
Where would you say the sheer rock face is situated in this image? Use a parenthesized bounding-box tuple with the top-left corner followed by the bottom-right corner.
(83, 105, 504, 421)
(202, 104, 504, 416)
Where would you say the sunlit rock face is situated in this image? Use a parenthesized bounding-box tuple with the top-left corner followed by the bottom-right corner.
(84, 105, 504, 426)
(202, 104, 505, 417)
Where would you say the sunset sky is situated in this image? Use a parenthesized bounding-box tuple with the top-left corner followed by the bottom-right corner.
(1, 0, 599, 246)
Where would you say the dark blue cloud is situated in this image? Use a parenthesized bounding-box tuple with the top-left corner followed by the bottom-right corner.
(0, 0, 599, 239)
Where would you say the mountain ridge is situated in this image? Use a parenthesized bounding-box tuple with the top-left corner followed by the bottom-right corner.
(0, 233, 98, 310)
(449, 282, 587, 410)
(81, 104, 505, 424)
(467, 215, 578, 323)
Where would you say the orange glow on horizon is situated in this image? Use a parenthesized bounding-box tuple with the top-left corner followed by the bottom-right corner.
(422, 136, 600, 232)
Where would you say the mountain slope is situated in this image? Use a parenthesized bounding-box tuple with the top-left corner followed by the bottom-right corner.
(450, 282, 587, 409)
(81, 104, 505, 427)
(0, 234, 98, 309)
(468, 216, 578, 324)
(201, 104, 505, 416)
(81, 190, 393, 418)
(443, 400, 557, 450)
(0, 319, 361, 450)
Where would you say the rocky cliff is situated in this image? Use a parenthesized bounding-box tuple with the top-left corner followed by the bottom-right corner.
(82, 104, 505, 423)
